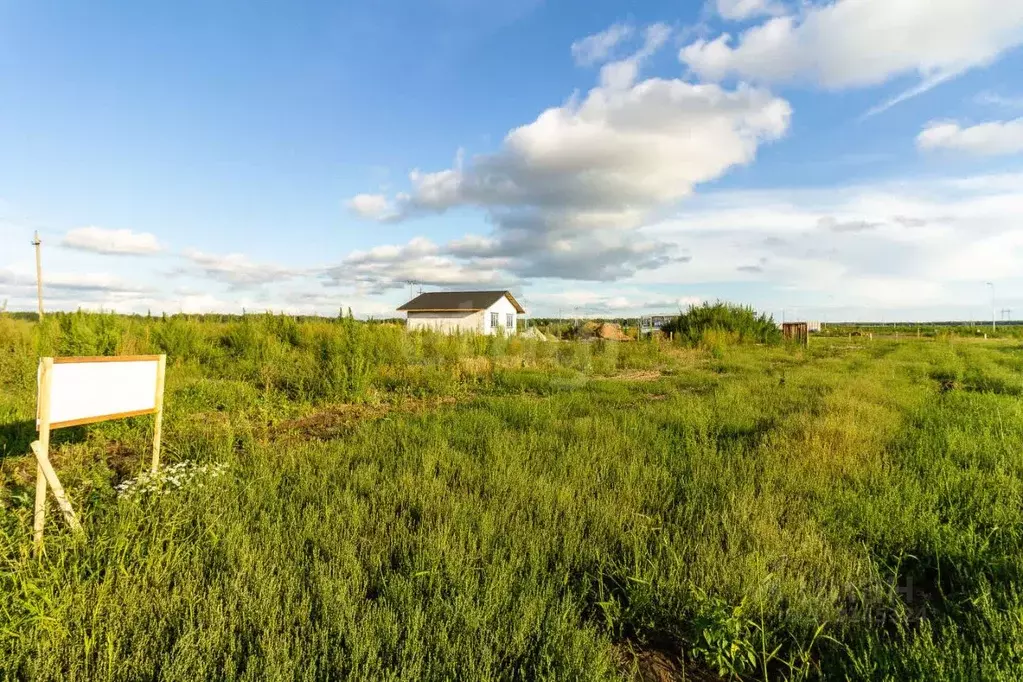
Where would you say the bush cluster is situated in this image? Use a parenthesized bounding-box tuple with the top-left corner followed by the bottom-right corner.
(661, 301, 781, 347)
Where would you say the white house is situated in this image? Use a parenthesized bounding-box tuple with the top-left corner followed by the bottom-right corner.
(397, 290, 525, 335)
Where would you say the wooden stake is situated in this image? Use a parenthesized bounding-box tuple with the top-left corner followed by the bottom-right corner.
(32, 231, 44, 320)
(30, 441, 82, 534)
(34, 357, 53, 552)
(151, 354, 167, 473)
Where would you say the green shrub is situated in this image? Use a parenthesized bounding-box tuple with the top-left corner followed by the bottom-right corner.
(662, 302, 781, 346)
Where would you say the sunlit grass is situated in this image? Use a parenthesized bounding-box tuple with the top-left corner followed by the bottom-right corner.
(2, 313, 1023, 679)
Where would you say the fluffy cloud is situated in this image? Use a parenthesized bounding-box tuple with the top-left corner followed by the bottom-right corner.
(374, 44, 788, 222)
(182, 249, 300, 287)
(595, 23, 672, 89)
(917, 118, 1023, 156)
(324, 237, 509, 294)
(348, 24, 790, 287)
(571, 22, 634, 66)
(0, 267, 153, 315)
(0, 263, 405, 317)
(61, 226, 163, 255)
(633, 172, 1023, 308)
(0, 268, 148, 294)
(347, 193, 399, 221)
(524, 289, 702, 315)
(681, 0, 1023, 110)
(715, 0, 785, 21)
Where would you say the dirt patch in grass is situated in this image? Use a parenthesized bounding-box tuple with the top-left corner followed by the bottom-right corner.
(618, 644, 724, 682)
(103, 441, 149, 478)
(276, 404, 389, 440)
(614, 370, 663, 382)
(3, 439, 154, 487)
(273, 396, 458, 441)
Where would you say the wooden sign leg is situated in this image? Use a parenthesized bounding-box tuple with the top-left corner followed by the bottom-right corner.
(31, 441, 82, 534)
(34, 357, 54, 553)
(33, 464, 46, 551)
(151, 354, 166, 474)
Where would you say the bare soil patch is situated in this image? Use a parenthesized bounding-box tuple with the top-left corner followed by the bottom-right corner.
(273, 396, 457, 441)
(618, 644, 724, 682)
(615, 370, 663, 382)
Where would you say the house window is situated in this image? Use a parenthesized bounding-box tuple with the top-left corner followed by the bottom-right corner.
(490, 312, 499, 328)
(506, 313, 514, 330)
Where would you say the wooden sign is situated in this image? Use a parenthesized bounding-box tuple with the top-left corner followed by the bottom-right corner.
(39, 356, 164, 428)
(31, 354, 167, 550)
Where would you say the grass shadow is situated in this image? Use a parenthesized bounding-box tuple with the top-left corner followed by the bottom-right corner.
(0, 419, 36, 460)
(0, 419, 89, 460)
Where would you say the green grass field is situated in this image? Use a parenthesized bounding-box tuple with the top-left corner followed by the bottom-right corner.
(2, 313, 1023, 680)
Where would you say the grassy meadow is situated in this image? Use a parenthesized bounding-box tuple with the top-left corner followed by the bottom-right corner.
(2, 312, 1023, 681)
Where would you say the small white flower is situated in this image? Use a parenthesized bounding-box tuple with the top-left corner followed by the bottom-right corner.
(116, 460, 230, 500)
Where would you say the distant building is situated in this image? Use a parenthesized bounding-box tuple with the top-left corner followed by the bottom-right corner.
(397, 290, 525, 335)
(640, 314, 673, 335)
(777, 321, 822, 332)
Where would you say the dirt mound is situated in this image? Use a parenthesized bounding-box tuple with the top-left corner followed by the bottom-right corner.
(597, 322, 631, 341)
(564, 320, 631, 341)
(521, 327, 550, 341)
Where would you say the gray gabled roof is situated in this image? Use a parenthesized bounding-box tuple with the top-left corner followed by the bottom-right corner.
(397, 290, 525, 314)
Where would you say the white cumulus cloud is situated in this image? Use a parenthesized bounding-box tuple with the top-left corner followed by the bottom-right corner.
(0, 268, 149, 294)
(715, 0, 785, 21)
(62, 226, 163, 255)
(917, 118, 1023, 156)
(681, 0, 1023, 111)
(182, 249, 301, 288)
(571, 22, 634, 66)
(347, 193, 399, 221)
(633, 172, 1023, 309)
(324, 237, 510, 294)
(348, 24, 790, 285)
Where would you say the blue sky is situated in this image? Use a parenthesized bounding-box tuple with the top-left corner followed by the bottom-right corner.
(2, 0, 1023, 321)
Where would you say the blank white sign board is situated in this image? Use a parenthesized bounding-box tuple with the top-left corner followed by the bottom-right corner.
(38, 357, 162, 429)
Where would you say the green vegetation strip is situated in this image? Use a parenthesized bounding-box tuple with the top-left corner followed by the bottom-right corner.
(1, 312, 1023, 680)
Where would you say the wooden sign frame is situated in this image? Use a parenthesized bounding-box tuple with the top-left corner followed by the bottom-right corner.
(31, 354, 167, 551)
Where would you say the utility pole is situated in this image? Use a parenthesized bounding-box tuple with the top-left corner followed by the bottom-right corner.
(31, 231, 44, 319)
(987, 282, 996, 332)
